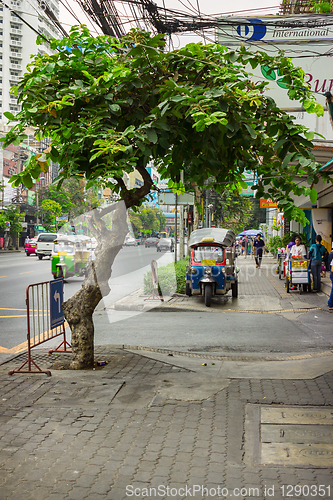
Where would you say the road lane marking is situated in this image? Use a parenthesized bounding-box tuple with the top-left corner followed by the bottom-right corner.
(0, 341, 28, 353)
(0, 276, 7, 278)
(0, 315, 26, 318)
(0, 322, 69, 353)
(0, 308, 26, 311)
(19, 271, 35, 274)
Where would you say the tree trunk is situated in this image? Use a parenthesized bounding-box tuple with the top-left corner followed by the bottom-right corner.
(61, 201, 128, 369)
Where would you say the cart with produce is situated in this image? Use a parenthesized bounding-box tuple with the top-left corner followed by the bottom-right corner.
(285, 257, 311, 294)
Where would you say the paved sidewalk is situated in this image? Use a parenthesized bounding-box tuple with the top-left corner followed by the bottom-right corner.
(113, 255, 331, 313)
(1, 346, 333, 500)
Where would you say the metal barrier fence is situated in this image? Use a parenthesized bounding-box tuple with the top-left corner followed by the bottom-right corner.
(9, 279, 71, 376)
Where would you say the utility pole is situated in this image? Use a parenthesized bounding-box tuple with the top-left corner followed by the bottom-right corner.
(174, 193, 178, 263)
(179, 171, 184, 259)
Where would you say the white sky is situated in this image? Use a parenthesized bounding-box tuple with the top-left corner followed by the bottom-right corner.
(59, 0, 281, 44)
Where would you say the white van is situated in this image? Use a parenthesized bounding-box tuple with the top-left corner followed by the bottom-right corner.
(36, 233, 58, 260)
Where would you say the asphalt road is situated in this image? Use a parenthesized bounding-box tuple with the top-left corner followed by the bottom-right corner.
(0, 245, 174, 351)
(1, 248, 332, 361)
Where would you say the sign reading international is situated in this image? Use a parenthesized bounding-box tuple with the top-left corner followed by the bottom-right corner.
(216, 15, 333, 110)
(260, 198, 278, 209)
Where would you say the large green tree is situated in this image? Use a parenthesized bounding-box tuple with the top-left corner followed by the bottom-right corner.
(2, 26, 332, 368)
(129, 206, 166, 236)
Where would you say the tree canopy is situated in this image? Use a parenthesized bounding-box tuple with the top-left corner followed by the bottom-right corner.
(129, 206, 166, 236)
(2, 26, 331, 227)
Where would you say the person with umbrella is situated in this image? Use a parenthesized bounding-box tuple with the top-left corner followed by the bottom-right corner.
(253, 233, 265, 268)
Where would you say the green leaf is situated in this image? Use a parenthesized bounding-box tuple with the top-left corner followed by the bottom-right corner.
(109, 104, 121, 113)
(304, 131, 315, 141)
(244, 124, 257, 139)
(146, 128, 158, 144)
(274, 138, 288, 151)
(22, 174, 33, 189)
(3, 111, 15, 120)
(309, 188, 318, 204)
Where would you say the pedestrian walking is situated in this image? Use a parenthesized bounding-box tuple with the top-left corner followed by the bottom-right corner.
(241, 238, 246, 256)
(243, 236, 248, 259)
(253, 233, 265, 268)
(327, 243, 333, 310)
(309, 234, 327, 292)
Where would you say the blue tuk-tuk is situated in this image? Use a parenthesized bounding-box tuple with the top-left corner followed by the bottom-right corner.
(186, 228, 238, 307)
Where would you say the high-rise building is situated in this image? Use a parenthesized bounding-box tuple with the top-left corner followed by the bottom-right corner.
(0, 0, 61, 128)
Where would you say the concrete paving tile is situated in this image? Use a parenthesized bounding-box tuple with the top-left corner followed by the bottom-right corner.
(46, 494, 70, 500)
(67, 486, 90, 499)
(169, 471, 189, 483)
(132, 471, 154, 482)
(83, 465, 104, 476)
(75, 475, 96, 488)
(150, 476, 170, 486)
(159, 448, 175, 457)
(90, 481, 113, 495)
(108, 487, 135, 500)
(103, 460, 121, 471)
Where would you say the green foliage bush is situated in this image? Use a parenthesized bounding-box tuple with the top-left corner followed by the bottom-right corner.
(268, 231, 310, 256)
(267, 236, 283, 257)
(143, 259, 187, 295)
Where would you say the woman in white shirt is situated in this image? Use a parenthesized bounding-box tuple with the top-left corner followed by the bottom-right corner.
(290, 236, 307, 258)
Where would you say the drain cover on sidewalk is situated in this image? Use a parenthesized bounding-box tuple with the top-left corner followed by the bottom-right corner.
(244, 404, 333, 467)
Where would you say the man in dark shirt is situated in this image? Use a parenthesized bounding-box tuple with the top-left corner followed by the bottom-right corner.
(253, 233, 265, 268)
(328, 244, 333, 310)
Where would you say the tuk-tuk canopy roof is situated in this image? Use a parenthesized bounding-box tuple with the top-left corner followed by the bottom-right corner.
(55, 235, 91, 244)
(189, 228, 236, 248)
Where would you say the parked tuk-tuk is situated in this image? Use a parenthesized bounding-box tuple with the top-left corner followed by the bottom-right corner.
(51, 235, 93, 279)
(186, 228, 238, 307)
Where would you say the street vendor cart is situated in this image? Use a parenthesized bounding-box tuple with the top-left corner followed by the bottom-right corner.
(285, 258, 311, 294)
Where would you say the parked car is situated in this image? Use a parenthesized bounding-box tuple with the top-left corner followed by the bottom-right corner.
(24, 236, 38, 256)
(145, 237, 159, 248)
(123, 237, 137, 246)
(36, 232, 58, 260)
(157, 238, 174, 252)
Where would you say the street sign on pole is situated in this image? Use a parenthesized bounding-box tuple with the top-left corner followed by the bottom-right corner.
(158, 192, 195, 205)
(50, 278, 64, 329)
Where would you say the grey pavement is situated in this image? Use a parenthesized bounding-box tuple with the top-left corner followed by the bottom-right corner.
(1, 255, 333, 499)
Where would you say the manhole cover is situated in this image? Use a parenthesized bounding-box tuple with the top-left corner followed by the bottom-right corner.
(244, 404, 333, 467)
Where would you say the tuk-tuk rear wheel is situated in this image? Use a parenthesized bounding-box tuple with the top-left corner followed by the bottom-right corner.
(231, 281, 238, 298)
(204, 284, 212, 307)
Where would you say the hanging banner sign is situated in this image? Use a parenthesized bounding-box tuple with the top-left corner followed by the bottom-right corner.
(260, 198, 278, 208)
